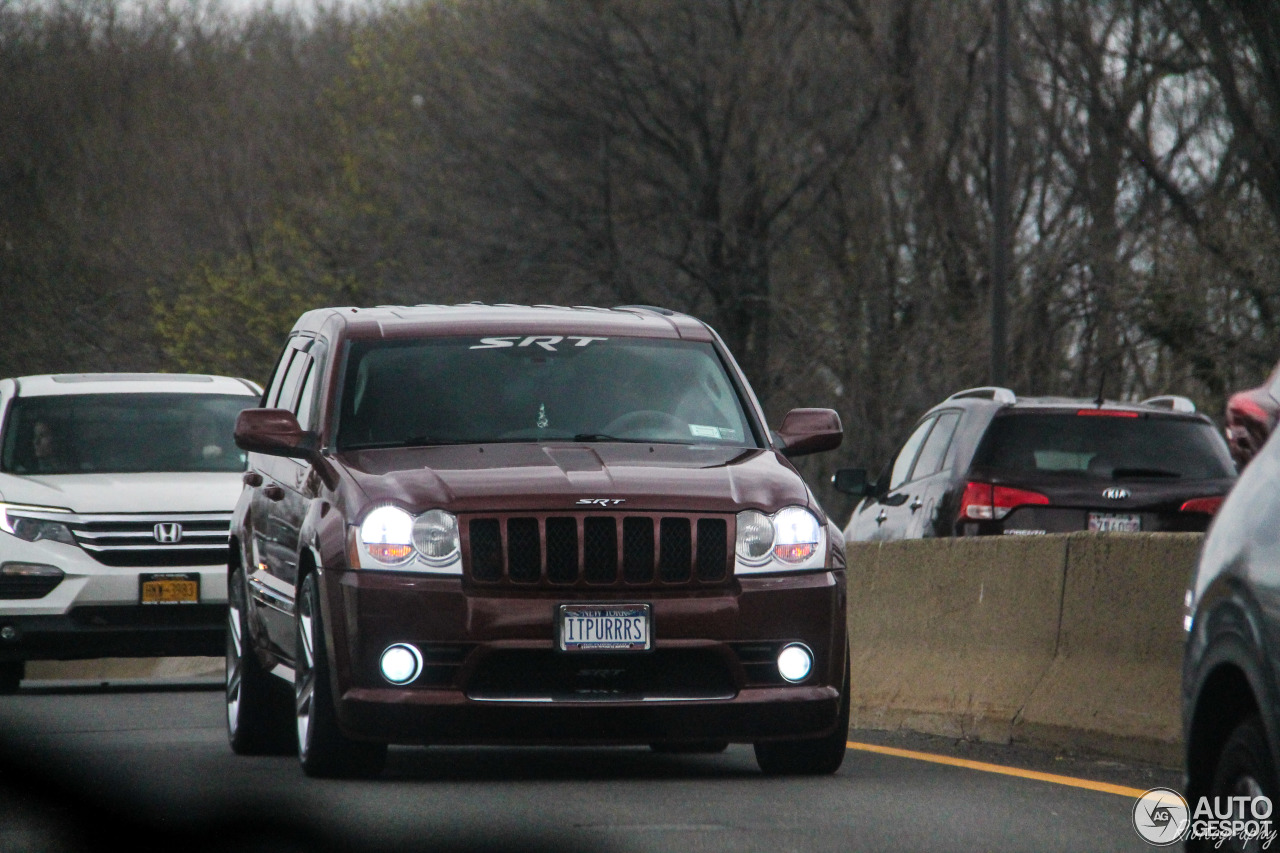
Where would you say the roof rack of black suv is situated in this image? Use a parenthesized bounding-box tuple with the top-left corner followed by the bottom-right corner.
(945, 386, 1017, 404)
(1141, 395, 1197, 413)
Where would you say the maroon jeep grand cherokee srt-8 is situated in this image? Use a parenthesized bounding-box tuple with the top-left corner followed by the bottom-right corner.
(226, 304, 848, 777)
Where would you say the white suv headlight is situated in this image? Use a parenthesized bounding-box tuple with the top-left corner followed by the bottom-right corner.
(0, 503, 76, 546)
(356, 506, 461, 573)
(734, 507, 827, 574)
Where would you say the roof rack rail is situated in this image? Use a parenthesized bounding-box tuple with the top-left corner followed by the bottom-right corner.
(1141, 395, 1196, 413)
(946, 386, 1017, 404)
(614, 304, 677, 316)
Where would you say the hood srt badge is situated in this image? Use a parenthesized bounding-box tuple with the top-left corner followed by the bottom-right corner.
(1102, 487, 1131, 500)
(577, 498, 625, 506)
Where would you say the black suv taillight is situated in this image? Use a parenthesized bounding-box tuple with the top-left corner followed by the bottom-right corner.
(1179, 496, 1224, 515)
(958, 481, 1050, 522)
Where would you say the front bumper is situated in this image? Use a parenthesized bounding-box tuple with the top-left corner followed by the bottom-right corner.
(0, 536, 227, 661)
(319, 567, 848, 745)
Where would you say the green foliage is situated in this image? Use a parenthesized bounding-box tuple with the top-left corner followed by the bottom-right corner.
(151, 220, 360, 383)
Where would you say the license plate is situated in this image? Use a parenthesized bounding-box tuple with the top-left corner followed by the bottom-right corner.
(1088, 513, 1141, 533)
(140, 573, 200, 605)
(558, 604, 651, 651)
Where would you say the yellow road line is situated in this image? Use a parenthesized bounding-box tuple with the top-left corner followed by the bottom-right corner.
(847, 741, 1150, 799)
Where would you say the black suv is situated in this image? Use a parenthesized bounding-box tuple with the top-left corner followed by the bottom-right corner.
(1183, 414, 1280, 850)
(833, 386, 1237, 540)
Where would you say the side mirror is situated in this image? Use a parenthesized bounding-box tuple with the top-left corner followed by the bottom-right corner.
(235, 408, 338, 489)
(234, 408, 314, 458)
(775, 408, 843, 457)
(831, 467, 873, 496)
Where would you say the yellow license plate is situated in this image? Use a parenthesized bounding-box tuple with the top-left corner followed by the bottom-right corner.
(140, 573, 200, 605)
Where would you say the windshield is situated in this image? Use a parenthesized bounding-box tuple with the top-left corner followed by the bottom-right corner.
(972, 412, 1236, 481)
(336, 336, 758, 450)
(1, 393, 252, 475)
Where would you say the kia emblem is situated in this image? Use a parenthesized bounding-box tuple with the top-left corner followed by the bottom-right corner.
(1102, 487, 1130, 500)
(153, 522, 183, 544)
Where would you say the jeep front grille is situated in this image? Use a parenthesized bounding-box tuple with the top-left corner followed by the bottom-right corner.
(465, 514, 731, 587)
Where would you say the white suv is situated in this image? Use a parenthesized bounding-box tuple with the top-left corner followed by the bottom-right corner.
(0, 373, 260, 691)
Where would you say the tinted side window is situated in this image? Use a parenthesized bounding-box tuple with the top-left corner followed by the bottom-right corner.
(911, 411, 961, 480)
(265, 348, 299, 408)
(294, 360, 318, 431)
(275, 352, 310, 413)
(890, 417, 936, 490)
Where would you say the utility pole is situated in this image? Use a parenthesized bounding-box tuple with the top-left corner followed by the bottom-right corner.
(991, 0, 1010, 386)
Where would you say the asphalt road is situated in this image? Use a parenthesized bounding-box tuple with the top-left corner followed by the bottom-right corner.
(0, 679, 1180, 853)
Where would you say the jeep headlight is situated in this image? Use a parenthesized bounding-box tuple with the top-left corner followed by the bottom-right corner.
(734, 510, 773, 564)
(412, 509, 460, 565)
(359, 506, 415, 565)
(734, 506, 826, 574)
(772, 507, 821, 563)
(356, 506, 461, 573)
(0, 503, 76, 545)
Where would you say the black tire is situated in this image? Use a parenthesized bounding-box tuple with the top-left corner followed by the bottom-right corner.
(0, 661, 24, 694)
(754, 651, 850, 776)
(650, 740, 729, 754)
(295, 572, 386, 778)
(226, 566, 295, 755)
(1199, 715, 1278, 853)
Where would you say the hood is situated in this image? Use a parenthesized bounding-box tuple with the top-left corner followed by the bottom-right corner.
(0, 471, 244, 514)
(336, 443, 816, 517)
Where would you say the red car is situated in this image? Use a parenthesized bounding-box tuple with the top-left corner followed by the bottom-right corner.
(226, 303, 849, 778)
(1225, 360, 1280, 468)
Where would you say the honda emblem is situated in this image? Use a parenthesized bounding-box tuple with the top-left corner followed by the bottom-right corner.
(153, 522, 183, 544)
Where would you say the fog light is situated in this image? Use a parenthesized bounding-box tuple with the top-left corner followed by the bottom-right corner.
(379, 643, 423, 685)
(777, 643, 813, 683)
(0, 626, 16, 642)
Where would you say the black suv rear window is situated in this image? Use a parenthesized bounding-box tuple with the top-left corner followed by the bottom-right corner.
(335, 336, 757, 450)
(972, 412, 1235, 480)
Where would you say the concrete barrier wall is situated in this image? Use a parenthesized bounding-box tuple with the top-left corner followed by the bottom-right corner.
(847, 533, 1201, 767)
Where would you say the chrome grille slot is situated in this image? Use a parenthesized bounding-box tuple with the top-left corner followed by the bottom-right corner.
(67, 512, 232, 568)
(659, 518, 691, 582)
(622, 517, 654, 583)
(696, 518, 728, 581)
(582, 517, 617, 583)
(545, 517, 578, 584)
(507, 518, 541, 583)
(469, 519, 502, 581)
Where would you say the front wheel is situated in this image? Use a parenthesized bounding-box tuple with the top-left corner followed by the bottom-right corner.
(754, 652, 850, 775)
(226, 566, 295, 755)
(1201, 715, 1278, 853)
(295, 572, 386, 778)
(0, 661, 24, 694)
